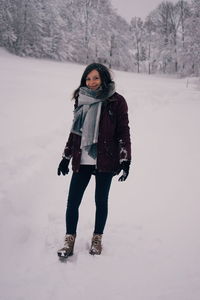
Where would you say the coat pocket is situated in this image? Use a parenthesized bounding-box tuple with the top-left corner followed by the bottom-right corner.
(104, 140, 118, 158)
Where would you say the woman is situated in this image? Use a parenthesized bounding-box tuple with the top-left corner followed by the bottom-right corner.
(57, 63, 131, 258)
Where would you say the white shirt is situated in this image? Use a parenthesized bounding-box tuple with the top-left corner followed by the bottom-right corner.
(80, 148, 96, 165)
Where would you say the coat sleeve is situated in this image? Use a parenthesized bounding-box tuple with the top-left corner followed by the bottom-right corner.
(62, 99, 78, 160)
(116, 95, 131, 163)
(62, 132, 73, 160)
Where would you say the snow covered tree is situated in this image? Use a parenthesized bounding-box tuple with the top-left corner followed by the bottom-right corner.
(175, 0, 191, 75)
(130, 17, 146, 73)
(1, 0, 198, 76)
(0, 0, 18, 50)
(144, 16, 157, 74)
(110, 14, 134, 71)
(148, 1, 175, 73)
(183, 0, 200, 75)
(145, 0, 191, 74)
(14, 0, 48, 57)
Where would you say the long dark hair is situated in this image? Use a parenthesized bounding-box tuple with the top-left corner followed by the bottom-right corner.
(73, 63, 113, 100)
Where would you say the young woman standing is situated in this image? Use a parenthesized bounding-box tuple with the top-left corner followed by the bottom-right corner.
(57, 63, 131, 257)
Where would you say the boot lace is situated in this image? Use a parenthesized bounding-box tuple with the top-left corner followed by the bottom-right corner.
(91, 234, 102, 249)
(64, 234, 75, 249)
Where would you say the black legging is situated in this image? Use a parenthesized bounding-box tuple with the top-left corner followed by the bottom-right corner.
(66, 165, 113, 235)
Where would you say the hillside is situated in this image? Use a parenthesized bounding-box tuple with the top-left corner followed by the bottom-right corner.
(0, 48, 200, 300)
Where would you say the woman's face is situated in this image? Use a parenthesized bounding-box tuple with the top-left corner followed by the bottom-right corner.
(86, 69, 102, 90)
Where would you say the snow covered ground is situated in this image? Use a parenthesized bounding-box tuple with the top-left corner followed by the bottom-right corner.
(0, 48, 200, 300)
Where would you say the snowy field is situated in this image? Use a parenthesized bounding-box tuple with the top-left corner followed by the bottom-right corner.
(0, 48, 200, 300)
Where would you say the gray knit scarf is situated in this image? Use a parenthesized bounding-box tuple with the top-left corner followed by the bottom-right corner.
(71, 82, 116, 159)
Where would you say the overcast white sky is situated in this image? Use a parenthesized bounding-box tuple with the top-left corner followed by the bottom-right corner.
(111, 0, 184, 21)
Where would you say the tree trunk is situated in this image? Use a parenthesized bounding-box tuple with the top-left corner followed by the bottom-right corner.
(109, 35, 114, 69)
(148, 43, 151, 74)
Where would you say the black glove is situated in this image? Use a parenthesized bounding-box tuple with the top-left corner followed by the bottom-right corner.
(118, 160, 130, 182)
(57, 158, 70, 176)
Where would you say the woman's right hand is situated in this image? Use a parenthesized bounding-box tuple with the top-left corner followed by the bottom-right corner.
(57, 158, 70, 176)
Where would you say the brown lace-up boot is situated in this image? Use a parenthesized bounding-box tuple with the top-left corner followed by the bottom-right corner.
(57, 234, 76, 258)
(89, 234, 102, 255)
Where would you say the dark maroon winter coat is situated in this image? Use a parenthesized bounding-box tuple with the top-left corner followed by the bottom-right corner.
(62, 92, 131, 173)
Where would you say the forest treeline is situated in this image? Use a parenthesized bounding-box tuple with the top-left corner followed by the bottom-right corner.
(0, 0, 199, 76)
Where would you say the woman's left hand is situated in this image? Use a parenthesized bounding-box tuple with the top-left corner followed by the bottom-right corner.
(118, 160, 130, 182)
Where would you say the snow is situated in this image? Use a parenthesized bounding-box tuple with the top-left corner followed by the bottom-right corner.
(0, 47, 200, 300)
